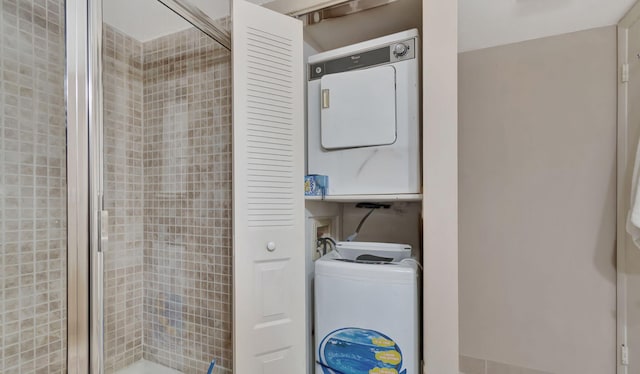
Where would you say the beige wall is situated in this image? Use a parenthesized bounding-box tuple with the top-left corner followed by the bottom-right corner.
(458, 26, 617, 374)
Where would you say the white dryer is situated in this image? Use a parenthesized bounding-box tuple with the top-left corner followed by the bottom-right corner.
(307, 29, 421, 196)
(314, 242, 419, 374)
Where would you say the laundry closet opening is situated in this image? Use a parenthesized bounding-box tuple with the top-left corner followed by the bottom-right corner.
(298, 1, 425, 373)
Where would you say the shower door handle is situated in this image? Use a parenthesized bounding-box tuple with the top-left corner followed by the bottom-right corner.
(94, 209, 107, 374)
(98, 210, 109, 253)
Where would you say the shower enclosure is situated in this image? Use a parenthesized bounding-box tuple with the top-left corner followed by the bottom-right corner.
(2, 0, 305, 372)
(63, 0, 233, 372)
(90, 0, 233, 372)
(98, 1, 232, 373)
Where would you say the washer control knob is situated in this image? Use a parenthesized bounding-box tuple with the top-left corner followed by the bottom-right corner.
(393, 43, 409, 57)
(267, 242, 276, 252)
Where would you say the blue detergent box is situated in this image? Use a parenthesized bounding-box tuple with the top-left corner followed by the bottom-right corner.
(305, 174, 328, 197)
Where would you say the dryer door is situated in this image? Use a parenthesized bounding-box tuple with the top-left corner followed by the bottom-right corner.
(320, 65, 397, 150)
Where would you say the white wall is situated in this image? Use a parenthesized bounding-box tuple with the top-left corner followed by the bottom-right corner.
(422, 0, 459, 372)
(458, 26, 617, 374)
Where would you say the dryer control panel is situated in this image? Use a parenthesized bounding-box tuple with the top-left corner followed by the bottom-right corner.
(309, 38, 416, 80)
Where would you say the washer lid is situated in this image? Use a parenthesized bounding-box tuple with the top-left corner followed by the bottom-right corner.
(335, 241, 411, 262)
(315, 252, 418, 282)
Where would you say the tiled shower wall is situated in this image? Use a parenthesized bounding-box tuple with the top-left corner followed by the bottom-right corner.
(0, 0, 67, 372)
(142, 28, 233, 373)
(102, 24, 232, 373)
(103, 25, 145, 372)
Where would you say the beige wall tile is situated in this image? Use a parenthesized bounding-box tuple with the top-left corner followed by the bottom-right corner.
(142, 21, 232, 374)
(103, 24, 145, 372)
(102, 15, 232, 373)
(0, 0, 67, 372)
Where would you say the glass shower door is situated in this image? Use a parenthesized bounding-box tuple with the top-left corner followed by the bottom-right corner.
(98, 1, 232, 373)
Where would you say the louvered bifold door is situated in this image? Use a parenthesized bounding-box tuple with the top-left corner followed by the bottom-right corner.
(232, 1, 305, 373)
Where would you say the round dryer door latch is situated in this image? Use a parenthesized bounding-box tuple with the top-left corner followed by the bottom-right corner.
(393, 43, 409, 57)
(266, 242, 276, 252)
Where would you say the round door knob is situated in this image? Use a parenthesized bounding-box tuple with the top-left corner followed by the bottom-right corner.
(267, 242, 276, 252)
(393, 43, 408, 57)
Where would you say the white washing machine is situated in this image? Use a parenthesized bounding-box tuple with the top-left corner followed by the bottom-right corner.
(307, 29, 421, 196)
(314, 242, 419, 374)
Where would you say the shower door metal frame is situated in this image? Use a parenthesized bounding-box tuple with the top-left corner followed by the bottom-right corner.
(66, 0, 91, 372)
(157, 0, 231, 50)
(88, 0, 105, 372)
(66, 0, 107, 372)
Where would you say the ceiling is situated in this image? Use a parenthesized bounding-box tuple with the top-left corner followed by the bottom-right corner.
(105, 0, 638, 51)
(459, 0, 636, 52)
(103, 0, 270, 42)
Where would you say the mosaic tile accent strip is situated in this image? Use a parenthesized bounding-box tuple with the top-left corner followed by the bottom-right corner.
(142, 27, 233, 374)
(103, 24, 145, 373)
(0, 0, 67, 372)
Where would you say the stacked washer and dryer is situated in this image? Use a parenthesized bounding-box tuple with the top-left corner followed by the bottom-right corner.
(307, 29, 421, 374)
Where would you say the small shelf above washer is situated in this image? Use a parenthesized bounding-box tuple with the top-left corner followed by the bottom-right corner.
(305, 194, 423, 203)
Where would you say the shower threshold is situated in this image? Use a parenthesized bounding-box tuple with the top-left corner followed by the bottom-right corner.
(116, 359, 182, 374)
